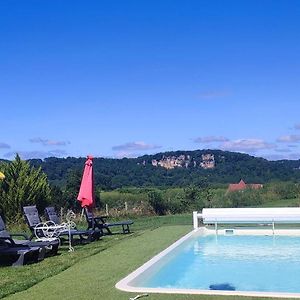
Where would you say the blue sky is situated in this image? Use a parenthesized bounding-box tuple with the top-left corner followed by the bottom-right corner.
(1, 0, 300, 160)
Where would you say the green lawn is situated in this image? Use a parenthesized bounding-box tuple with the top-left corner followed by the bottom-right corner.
(1, 214, 297, 300)
(258, 198, 300, 207)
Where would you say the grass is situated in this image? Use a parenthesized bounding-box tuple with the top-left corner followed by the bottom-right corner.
(0, 214, 191, 299)
(258, 198, 300, 207)
(1, 214, 297, 300)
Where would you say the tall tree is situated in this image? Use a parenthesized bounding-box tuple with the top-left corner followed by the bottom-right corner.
(62, 169, 82, 211)
(0, 154, 51, 222)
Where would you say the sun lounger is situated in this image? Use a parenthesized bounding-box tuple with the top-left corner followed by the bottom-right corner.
(0, 243, 43, 266)
(84, 207, 133, 234)
(44, 206, 101, 243)
(0, 219, 45, 266)
(0, 215, 58, 256)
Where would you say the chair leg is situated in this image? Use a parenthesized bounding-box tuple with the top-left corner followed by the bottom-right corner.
(37, 247, 46, 261)
(88, 233, 92, 243)
(12, 251, 26, 267)
(122, 224, 130, 234)
(102, 226, 112, 235)
(93, 230, 102, 240)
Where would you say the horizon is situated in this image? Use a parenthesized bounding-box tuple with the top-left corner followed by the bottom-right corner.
(1, 1, 300, 161)
(2, 148, 299, 162)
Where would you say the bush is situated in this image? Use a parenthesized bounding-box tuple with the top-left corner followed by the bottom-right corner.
(148, 190, 168, 215)
(271, 182, 300, 200)
(0, 154, 51, 222)
(224, 189, 263, 207)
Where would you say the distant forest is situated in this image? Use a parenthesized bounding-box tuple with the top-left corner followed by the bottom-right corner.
(27, 150, 300, 190)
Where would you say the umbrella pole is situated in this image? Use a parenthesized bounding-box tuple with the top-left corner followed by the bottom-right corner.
(68, 224, 74, 252)
(80, 208, 85, 220)
(66, 210, 75, 252)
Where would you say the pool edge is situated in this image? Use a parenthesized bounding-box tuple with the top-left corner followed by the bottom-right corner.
(116, 228, 300, 298)
(115, 229, 198, 292)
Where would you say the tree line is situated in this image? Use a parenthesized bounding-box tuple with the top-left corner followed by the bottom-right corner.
(28, 149, 300, 189)
(1, 153, 300, 222)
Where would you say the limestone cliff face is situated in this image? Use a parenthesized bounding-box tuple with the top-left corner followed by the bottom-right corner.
(151, 153, 215, 170)
(200, 154, 215, 169)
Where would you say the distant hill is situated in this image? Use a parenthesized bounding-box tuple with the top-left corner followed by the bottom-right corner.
(26, 150, 300, 189)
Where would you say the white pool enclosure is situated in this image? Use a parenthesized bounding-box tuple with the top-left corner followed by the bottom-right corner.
(193, 207, 300, 231)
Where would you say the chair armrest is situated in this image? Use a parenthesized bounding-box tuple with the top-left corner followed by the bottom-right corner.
(94, 216, 108, 222)
(0, 236, 16, 246)
(10, 233, 30, 240)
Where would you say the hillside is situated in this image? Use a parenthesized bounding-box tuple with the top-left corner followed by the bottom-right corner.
(27, 150, 300, 189)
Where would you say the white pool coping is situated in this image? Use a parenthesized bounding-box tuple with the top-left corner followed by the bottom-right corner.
(116, 227, 300, 298)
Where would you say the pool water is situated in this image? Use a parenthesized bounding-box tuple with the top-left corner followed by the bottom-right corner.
(132, 234, 300, 293)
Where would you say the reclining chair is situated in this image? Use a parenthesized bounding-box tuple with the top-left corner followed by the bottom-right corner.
(84, 207, 133, 235)
(22, 205, 100, 246)
(0, 215, 58, 257)
(44, 206, 101, 243)
(0, 216, 45, 266)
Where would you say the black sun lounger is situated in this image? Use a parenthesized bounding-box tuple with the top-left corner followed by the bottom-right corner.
(84, 207, 133, 235)
(43, 206, 101, 243)
(0, 215, 58, 257)
(0, 243, 43, 267)
(23, 205, 98, 245)
(0, 224, 45, 267)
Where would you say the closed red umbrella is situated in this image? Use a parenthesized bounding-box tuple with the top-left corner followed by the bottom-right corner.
(77, 155, 94, 208)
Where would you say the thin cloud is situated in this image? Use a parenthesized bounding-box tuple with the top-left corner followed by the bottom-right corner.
(265, 153, 300, 161)
(3, 149, 68, 160)
(294, 124, 300, 130)
(264, 154, 286, 161)
(194, 136, 229, 143)
(29, 137, 70, 146)
(276, 135, 300, 143)
(220, 139, 276, 152)
(112, 141, 161, 151)
(114, 151, 140, 159)
(287, 153, 300, 160)
(0, 142, 10, 149)
(275, 148, 292, 153)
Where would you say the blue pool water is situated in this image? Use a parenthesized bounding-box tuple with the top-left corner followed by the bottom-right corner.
(133, 234, 300, 293)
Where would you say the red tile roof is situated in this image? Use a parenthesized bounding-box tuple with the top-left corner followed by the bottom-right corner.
(227, 179, 263, 192)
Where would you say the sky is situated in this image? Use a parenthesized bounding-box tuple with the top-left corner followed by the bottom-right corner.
(1, 0, 300, 161)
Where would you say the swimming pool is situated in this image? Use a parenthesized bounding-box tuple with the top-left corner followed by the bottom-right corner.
(116, 228, 300, 298)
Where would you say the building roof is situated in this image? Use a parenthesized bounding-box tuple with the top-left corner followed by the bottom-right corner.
(227, 179, 263, 192)
(228, 179, 246, 192)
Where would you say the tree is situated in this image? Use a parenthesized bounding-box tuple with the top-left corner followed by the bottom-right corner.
(95, 187, 103, 209)
(49, 184, 64, 209)
(148, 190, 168, 215)
(0, 154, 51, 222)
(62, 169, 82, 211)
(183, 180, 212, 210)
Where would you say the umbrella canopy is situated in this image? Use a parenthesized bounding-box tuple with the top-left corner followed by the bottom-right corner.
(0, 171, 5, 180)
(77, 155, 94, 208)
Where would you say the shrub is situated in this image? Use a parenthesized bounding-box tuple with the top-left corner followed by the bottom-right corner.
(224, 188, 263, 207)
(0, 154, 51, 222)
(148, 190, 168, 215)
(272, 182, 300, 200)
